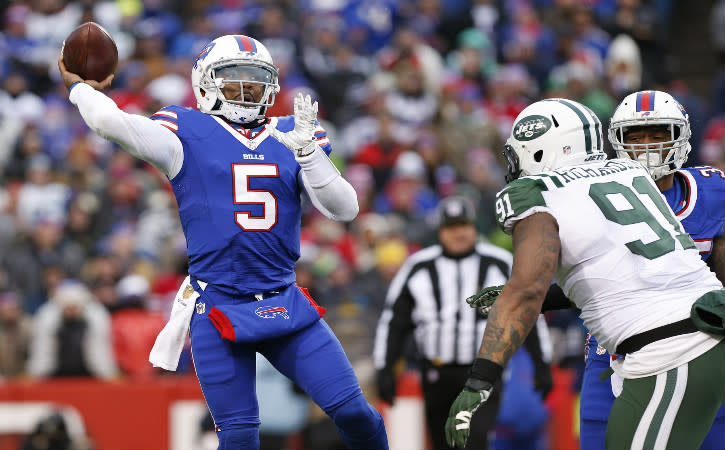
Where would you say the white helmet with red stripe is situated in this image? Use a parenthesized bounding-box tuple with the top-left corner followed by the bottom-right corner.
(191, 35, 280, 124)
(609, 90, 691, 180)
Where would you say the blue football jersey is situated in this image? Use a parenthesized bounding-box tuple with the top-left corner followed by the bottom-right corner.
(667, 166, 725, 260)
(151, 106, 332, 298)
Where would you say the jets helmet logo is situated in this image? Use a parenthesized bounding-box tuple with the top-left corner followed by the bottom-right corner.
(513, 115, 552, 141)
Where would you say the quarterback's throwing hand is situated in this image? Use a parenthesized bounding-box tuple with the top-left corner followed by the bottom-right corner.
(269, 92, 318, 157)
(444, 379, 494, 448)
(466, 285, 504, 314)
(57, 55, 113, 91)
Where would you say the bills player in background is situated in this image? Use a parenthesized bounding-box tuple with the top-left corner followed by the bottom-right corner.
(578, 89, 725, 450)
(58, 35, 388, 450)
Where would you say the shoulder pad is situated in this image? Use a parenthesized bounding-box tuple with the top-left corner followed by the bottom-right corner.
(682, 166, 725, 190)
(495, 178, 549, 229)
(150, 106, 181, 133)
(273, 115, 295, 133)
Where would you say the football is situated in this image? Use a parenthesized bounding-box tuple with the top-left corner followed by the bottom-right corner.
(62, 22, 118, 82)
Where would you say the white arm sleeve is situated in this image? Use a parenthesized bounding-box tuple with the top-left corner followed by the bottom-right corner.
(69, 83, 184, 178)
(297, 145, 359, 222)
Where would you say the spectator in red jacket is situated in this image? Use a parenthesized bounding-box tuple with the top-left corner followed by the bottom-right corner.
(111, 274, 165, 378)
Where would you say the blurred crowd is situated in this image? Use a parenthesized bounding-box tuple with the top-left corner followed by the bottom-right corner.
(0, 0, 724, 448)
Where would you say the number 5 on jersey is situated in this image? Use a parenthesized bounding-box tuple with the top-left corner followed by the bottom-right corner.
(232, 163, 278, 231)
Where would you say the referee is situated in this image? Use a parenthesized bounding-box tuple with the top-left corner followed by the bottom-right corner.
(373, 195, 552, 450)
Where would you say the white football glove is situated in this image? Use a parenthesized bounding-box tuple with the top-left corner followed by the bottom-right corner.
(268, 92, 319, 157)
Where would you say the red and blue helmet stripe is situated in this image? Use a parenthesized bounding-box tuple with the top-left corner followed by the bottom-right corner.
(636, 91, 655, 112)
(234, 35, 257, 53)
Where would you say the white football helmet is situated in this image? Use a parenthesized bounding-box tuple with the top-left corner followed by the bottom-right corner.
(503, 98, 606, 182)
(609, 90, 691, 180)
(191, 35, 280, 124)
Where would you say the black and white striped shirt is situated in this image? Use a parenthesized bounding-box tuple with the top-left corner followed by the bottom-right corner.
(373, 241, 515, 368)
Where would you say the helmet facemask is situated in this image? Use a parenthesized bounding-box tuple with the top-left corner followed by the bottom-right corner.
(215, 64, 278, 123)
(202, 63, 278, 124)
(610, 121, 691, 180)
(503, 144, 522, 183)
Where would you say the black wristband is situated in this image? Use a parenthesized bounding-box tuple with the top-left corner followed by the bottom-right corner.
(469, 358, 504, 384)
(464, 377, 493, 392)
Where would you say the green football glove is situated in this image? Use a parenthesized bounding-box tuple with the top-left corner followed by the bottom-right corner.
(444, 378, 494, 449)
(466, 285, 504, 313)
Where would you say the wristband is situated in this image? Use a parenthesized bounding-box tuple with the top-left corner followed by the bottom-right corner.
(464, 377, 493, 392)
(469, 357, 503, 384)
(69, 81, 83, 92)
(297, 141, 317, 157)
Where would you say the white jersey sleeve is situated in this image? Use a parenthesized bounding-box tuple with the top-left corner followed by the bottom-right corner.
(69, 83, 184, 178)
(297, 145, 359, 222)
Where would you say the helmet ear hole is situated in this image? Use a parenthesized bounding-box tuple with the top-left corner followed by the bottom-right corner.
(534, 150, 544, 162)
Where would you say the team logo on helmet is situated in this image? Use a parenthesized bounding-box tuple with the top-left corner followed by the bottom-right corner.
(677, 101, 687, 117)
(193, 42, 215, 69)
(513, 115, 552, 141)
(255, 306, 290, 319)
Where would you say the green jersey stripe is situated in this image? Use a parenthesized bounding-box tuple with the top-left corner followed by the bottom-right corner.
(528, 173, 564, 188)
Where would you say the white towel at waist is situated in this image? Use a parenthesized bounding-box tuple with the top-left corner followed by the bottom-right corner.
(148, 276, 207, 371)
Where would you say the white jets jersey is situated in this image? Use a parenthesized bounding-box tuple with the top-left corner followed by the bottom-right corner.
(495, 158, 722, 377)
